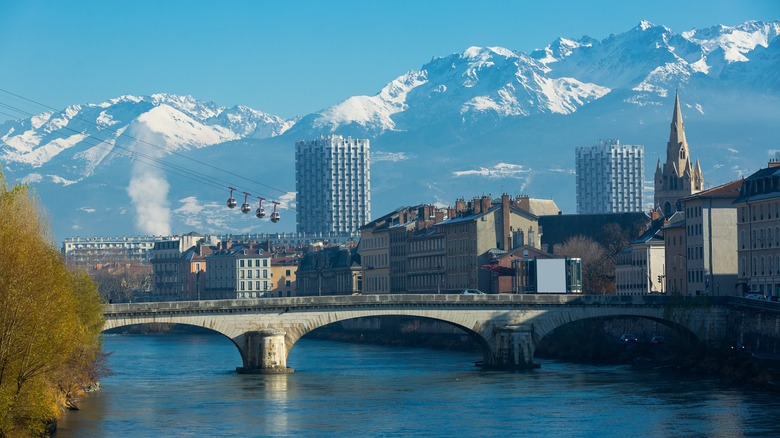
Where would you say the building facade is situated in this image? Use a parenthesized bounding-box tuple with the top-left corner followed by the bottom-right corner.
(204, 243, 272, 299)
(62, 235, 162, 267)
(735, 162, 780, 298)
(296, 246, 362, 296)
(269, 255, 300, 298)
(615, 223, 665, 295)
(295, 135, 371, 235)
(680, 179, 742, 296)
(576, 139, 644, 214)
(662, 211, 687, 295)
(438, 194, 541, 293)
(654, 92, 704, 217)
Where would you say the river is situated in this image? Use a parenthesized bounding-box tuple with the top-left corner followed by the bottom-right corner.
(56, 332, 780, 437)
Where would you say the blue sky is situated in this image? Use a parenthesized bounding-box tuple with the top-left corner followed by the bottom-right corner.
(0, 0, 777, 121)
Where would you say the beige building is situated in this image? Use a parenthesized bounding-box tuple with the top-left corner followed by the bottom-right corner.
(654, 92, 704, 217)
(360, 205, 449, 294)
(680, 179, 742, 296)
(438, 194, 542, 293)
(615, 223, 666, 295)
(736, 162, 780, 298)
(270, 255, 300, 298)
(662, 211, 687, 295)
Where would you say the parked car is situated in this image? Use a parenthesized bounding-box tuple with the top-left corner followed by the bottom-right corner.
(620, 334, 638, 342)
(744, 293, 766, 300)
(462, 289, 486, 295)
(650, 335, 666, 344)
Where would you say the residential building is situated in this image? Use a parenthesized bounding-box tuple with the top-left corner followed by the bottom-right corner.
(296, 245, 362, 296)
(735, 162, 780, 298)
(662, 211, 687, 295)
(681, 179, 742, 296)
(62, 235, 162, 267)
(149, 232, 218, 301)
(295, 135, 371, 235)
(615, 222, 665, 295)
(204, 243, 272, 299)
(150, 239, 185, 301)
(576, 139, 644, 214)
(406, 221, 447, 294)
(654, 92, 704, 217)
(437, 194, 541, 293)
(220, 232, 359, 247)
(269, 255, 300, 298)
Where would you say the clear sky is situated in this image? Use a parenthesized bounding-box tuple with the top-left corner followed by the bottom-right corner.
(0, 0, 777, 121)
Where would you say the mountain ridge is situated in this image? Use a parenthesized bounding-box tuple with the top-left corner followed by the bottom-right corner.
(1, 19, 778, 241)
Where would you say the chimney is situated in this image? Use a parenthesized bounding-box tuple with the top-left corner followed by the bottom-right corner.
(516, 195, 531, 213)
(455, 198, 467, 214)
(769, 158, 780, 168)
(502, 193, 511, 250)
(471, 197, 481, 215)
(481, 195, 491, 213)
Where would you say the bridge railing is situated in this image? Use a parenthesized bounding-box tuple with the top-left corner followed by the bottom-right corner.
(102, 293, 737, 316)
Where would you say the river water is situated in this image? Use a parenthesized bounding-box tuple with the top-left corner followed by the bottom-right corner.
(56, 332, 780, 437)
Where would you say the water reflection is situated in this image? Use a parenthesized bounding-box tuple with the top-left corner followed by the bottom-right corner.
(56, 333, 780, 437)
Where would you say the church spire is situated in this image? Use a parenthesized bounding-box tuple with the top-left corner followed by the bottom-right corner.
(668, 90, 687, 158)
(655, 91, 703, 217)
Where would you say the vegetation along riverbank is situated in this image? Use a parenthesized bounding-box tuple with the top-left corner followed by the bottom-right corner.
(0, 171, 107, 437)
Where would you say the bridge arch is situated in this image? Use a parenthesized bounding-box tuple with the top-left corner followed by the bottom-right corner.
(103, 318, 245, 366)
(534, 314, 702, 347)
(287, 313, 493, 367)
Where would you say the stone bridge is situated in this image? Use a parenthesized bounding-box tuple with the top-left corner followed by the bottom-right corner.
(102, 294, 778, 373)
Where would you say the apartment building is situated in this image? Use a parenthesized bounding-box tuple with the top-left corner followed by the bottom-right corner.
(576, 139, 644, 214)
(735, 162, 780, 298)
(680, 179, 742, 296)
(295, 135, 371, 235)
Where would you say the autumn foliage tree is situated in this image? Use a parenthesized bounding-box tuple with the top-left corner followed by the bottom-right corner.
(0, 172, 105, 436)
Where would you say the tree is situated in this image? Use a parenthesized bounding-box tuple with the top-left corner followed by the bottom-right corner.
(554, 235, 615, 294)
(0, 171, 105, 436)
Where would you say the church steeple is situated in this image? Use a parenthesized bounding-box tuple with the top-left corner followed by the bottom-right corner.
(654, 91, 704, 217)
(667, 91, 690, 174)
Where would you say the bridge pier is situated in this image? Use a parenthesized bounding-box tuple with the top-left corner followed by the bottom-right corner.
(491, 325, 538, 369)
(236, 329, 294, 374)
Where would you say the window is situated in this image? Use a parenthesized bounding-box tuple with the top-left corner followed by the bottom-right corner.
(240, 260, 245, 268)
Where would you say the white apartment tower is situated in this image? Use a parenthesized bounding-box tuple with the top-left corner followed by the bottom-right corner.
(295, 135, 371, 234)
(576, 139, 645, 214)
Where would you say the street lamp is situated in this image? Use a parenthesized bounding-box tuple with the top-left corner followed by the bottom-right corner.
(317, 267, 322, 296)
(196, 269, 202, 301)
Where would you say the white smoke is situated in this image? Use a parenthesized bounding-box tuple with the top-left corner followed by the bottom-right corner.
(126, 124, 172, 235)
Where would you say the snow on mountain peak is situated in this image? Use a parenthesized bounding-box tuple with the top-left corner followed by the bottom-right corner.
(682, 20, 780, 63)
(639, 20, 655, 31)
(133, 104, 239, 151)
(313, 70, 428, 132)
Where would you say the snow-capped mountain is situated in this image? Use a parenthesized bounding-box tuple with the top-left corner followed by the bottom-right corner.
(1, 20, 778, 242)
(0, 94, 291, 178)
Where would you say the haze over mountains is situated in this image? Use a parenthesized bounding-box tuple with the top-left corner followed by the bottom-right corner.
(1, 20, 779, 242)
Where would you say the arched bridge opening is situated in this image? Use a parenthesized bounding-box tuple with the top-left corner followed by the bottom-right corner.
(101, 322, 244, 372)
(535, 315, 703, 366)
(295, 315, 488, 368)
